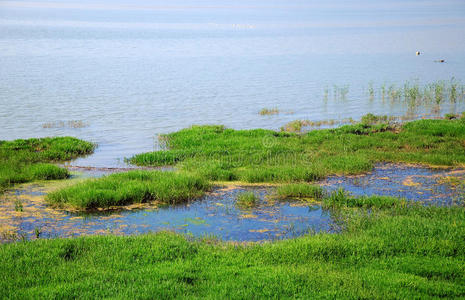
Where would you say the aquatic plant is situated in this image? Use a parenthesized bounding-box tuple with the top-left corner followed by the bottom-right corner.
(46, 170, 210, 209)
(259, 108, 279, 116)
(368, 81, 375, 100)
(14, 198, 23, 212)
(236, 191, 259, 207)
(360, 113, 388, 125)
(322, 188, 402, 208)
(275, 183, 325, 200)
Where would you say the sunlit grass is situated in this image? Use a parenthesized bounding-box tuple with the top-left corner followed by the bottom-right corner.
(46, 170, 211, 209)
(130, 117, 465, 183)
(235, 191, 259, 207)
(0, 137, 95, 193)
(1, 199, 463, 298)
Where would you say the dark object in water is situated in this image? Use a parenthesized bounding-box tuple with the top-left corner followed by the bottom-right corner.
(416, 51, 420, 56)
(434, 59, 445, 63)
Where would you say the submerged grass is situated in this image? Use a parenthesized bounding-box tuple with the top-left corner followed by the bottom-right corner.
(1, 200, 463, 298)
(323, 188, 403, 209)
(259, 108, 279, 116)
(46, 170, 211, 209)
(130, 117, 465, 183)
(235, 191, 259, 207)
(275, 183, 325, 200)
(0, 137, 95, 193)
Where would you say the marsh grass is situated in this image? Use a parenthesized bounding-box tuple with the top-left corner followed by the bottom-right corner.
(275, 183, 325, 200)
(1, 199, 463, 298)
(0, 137, 95, 193)
(324, 79, 465, 117)
(46, 170, 210, 209)
(14, 198, 23, 212)
(323, 188, 403, 209)
(259, 108, 279, 116)
(236, 191, 259, 207)
(131, 118, 465, 184)
(42, 120, 89, 129)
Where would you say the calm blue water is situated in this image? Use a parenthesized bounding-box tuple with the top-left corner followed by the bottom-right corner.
(2, 184, 334, 242)
(1, 0, 465, 167)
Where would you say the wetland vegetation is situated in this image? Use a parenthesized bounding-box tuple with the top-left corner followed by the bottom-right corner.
(46, 170, 210, 210)
(1, 194, 463, 298)
(0, 137, 95, 193)
(1, 117, 465, 298)
(130, 117, 465, 184)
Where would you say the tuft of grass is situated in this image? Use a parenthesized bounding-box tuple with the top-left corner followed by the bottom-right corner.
(259, 108, 279, 116)
(275, 183, 325, 200)
(46, 170, 210, 210)
(323, 188, 403, 209)
(14, 198, 23, 212)
(444, 113, 457, 120)
(236, 191, 259, 207)
(360, 113, 388, 125)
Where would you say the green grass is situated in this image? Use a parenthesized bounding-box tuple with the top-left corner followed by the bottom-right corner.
(275, 183, 325, 200)
(130, 118, 465, 183)
(236, 191, 259, 207)
(46, 170, 211, 209)
(0, 137, 95, 193)
(323, 188, 403, 209)
(1, 202, 463, 298)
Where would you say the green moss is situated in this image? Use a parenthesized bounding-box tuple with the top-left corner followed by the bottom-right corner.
(46, 170, 211, 209)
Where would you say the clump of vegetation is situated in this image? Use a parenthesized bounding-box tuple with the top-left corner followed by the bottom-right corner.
(0, 137, 95, 193)
(259, 108, 279, 116)
(322, 188, 403, 209)
(275, 184, 325, 200)
(444, 113, 457, 120)
(236, 191, 259, 207)
(280, 120, 305, 132)
(360, 113, 389, 125)
(325, 79, 465, 118)
(46, 170, 210, 210)
(42, 120, 89, 129)
(130, 118, 465, 184)
(14, 198, 23, 212)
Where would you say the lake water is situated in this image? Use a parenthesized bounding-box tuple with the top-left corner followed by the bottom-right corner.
(1, 0, 465, 167)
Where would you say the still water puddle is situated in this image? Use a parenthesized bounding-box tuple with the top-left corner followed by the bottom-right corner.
(1, 164, 464, 243)
(0, 184, 333, 243)
(323, 163, 465, 206)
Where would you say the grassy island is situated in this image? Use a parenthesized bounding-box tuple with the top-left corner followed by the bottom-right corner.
(130, 118, 465, 183)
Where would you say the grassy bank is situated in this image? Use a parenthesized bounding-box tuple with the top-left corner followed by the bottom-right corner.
(46, 170, 210, 209)
(130, 118, 465, 183)
(0, 137, 95, 193)
(1, 199, 463, 298)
